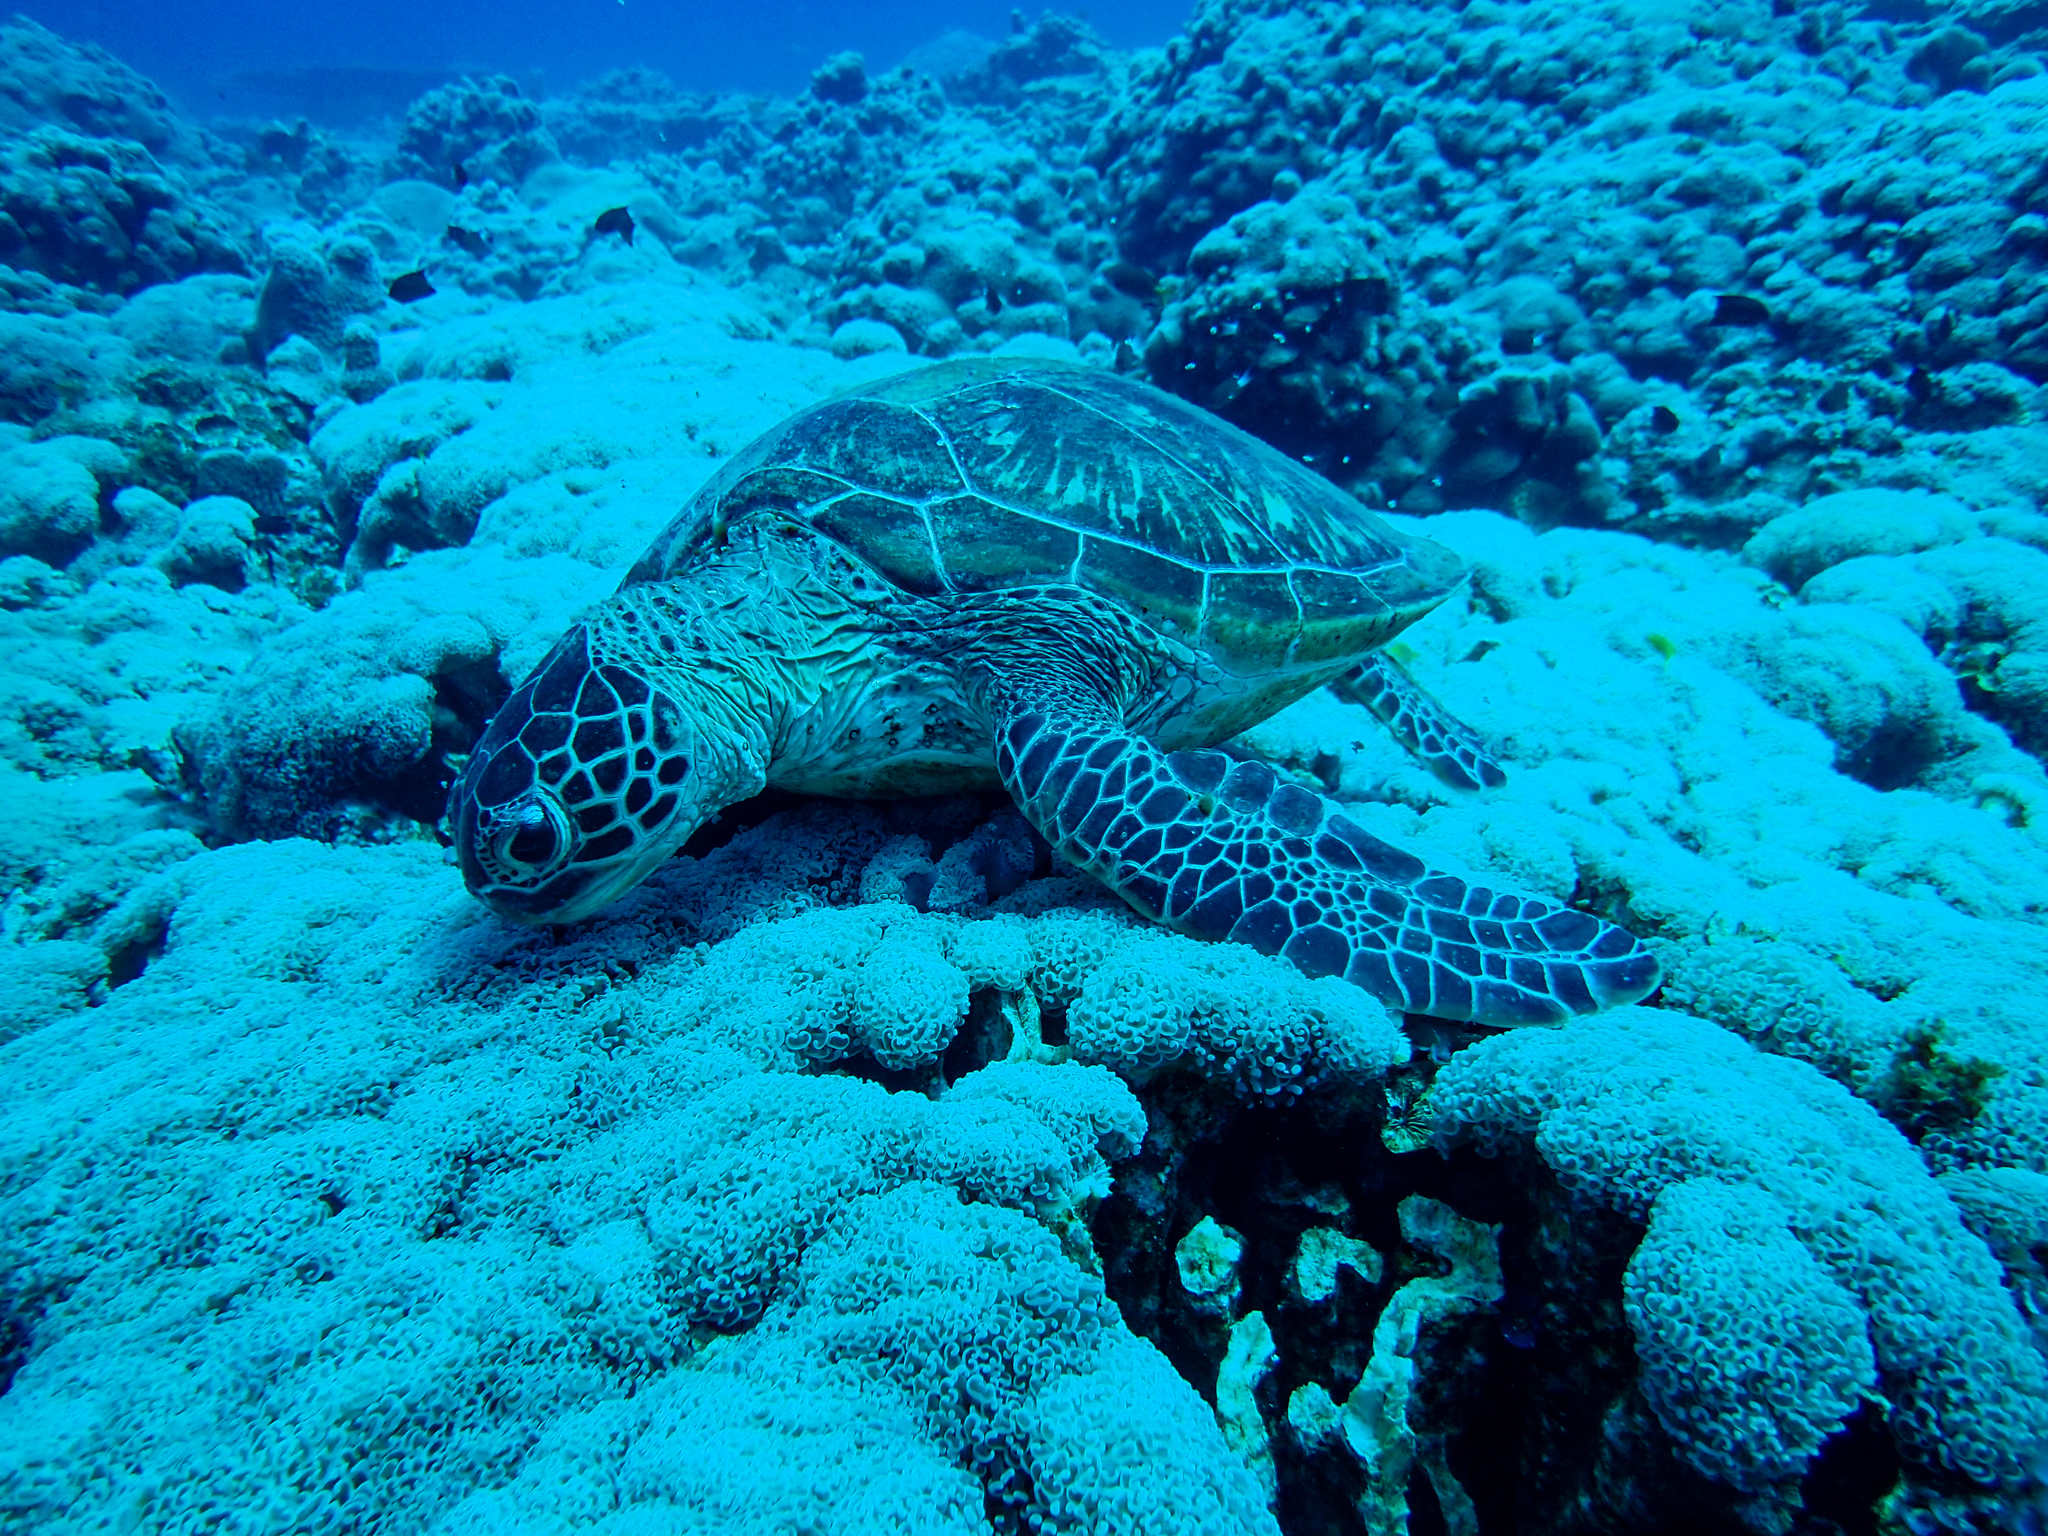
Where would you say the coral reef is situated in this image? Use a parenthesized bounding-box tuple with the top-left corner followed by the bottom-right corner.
(1, 3, 2046, 1531)
(1090, 0, 2048, 534)
(0, 825, 1349, 1531)
(1142, 187, 1413, 478)
(247, 233, 384, 361)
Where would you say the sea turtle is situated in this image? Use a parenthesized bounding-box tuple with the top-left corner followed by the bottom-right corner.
(449, 358, 1659, 1027)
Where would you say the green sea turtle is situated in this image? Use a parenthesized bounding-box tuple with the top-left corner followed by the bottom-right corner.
(449, 358, 1658, 1026)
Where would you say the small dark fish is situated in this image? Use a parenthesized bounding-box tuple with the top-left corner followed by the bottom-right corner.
(444, 224, 490, 257)
(1710, 293, 1771, 326)
(452, 159, 468, 190)
(1650, 404, 1680, 433)
(1105, 260, 1158, 300)
(593, 205, 635, 244)
(985, 283, 1003, 314)
(1817, 381, 1852, 413)
(387, 268, 435, 303)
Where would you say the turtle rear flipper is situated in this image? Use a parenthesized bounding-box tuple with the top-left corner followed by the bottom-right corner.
(1334, 654, 1506, 791)
(990, 686, 1658, 1028)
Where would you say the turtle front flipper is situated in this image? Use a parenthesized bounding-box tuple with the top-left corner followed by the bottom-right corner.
(1334, 654, 1506, 791)
(990, 692, 1658, 1027)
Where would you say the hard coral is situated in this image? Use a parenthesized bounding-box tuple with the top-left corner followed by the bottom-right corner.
(177, 546, 599, 838)
(0, 17, 201, 162)
(1068, 927, 1409, 1094)
(395, 75, 560, 190)
(1434, 1009, 2048, 1496)
(1625, 1178, 1876, 1501)
(248, 234, 384, 362)
(1145, 186, 1407, 479)
(0, 129, 242, 296)
(670, 896, 1406, 1100)
(0, 832, 1271, 1533)
(0, 433, 115, 564)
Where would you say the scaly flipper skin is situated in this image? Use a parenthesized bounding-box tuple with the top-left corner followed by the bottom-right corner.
(1334, 654, 1507, 791)
(989, 682, 1659, 1028)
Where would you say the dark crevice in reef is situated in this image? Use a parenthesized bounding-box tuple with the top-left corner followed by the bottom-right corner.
(406, 656, 514, 827)
(0, 1305, 30, 1398)
(675, 784, 816, 861)
(104, 908, 170, 988)
(1090, 1079, 1903, 1535)
(1799, 1406, 1894, 1536)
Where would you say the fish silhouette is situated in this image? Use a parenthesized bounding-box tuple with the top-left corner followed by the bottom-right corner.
(387, 269, 435, 303)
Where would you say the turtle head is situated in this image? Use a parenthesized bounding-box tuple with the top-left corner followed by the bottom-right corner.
(450, 624, 708, 925)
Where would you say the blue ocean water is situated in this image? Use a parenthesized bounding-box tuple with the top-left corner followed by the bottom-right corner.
(27, 0, 1196, 113)
(2, 0, 2048, 1532)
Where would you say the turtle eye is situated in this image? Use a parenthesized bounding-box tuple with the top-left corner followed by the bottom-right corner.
(504, 820, 558, 867)
(488, 796, 571, 880)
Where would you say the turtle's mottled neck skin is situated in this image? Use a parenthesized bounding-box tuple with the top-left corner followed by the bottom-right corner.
(595, 525, 863, 777)
(623, 520, 1194, 800)
(449, 358, 1661, 1026)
